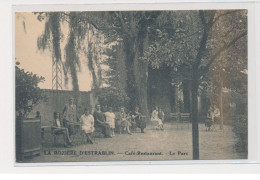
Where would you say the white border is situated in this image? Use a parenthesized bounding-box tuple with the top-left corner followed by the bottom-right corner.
(1, 0, 259, 173)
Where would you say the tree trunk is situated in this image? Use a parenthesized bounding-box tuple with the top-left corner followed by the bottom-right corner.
(191, 68, 199, 160)
(183, 80, 191, 113)
(123, 38, 137, 109)
(123, 36, 149, 118)
(135, 31, 149, 118)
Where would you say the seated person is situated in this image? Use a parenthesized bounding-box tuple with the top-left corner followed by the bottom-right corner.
(80, 108, 95, 144)
(117, 107, 132, 135)
(158, 108, 165, 130)
(104, 107, 116, 137)
(93, 104, 111, 138)
(52, 112, 73, 147)
(213, 105, 221, 128)
(151, 106, 164, 130)
(131, 106, 146, 133)
(130, 116, 137, 132)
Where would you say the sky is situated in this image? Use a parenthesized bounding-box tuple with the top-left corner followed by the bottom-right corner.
(15, 12, 93, 91)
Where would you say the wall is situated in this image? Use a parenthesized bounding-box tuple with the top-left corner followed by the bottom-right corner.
(28, 89, 98, 126)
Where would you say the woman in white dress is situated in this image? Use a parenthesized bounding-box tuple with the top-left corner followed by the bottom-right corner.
(151, 106, 163, 130)
(80, 108, 95, 144)
(104, 107, 116, 136)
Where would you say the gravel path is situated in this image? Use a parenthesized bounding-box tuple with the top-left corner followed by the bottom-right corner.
(22, 122, 247, 163)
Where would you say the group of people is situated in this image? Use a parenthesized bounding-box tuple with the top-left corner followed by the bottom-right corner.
(52, 97, 147, 147)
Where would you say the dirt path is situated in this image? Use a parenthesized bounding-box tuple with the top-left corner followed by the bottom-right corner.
(22, 122, 246, 163)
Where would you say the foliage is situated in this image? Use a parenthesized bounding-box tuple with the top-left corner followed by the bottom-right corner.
(141, 10, 247, 79)
(142, 11, 202, 70)
(232, 114, 248, 153)
(15, 62, 45, 118)
(35, 11, 163, 116)
(32, 10, 248, 159)
(36, 12, 105, 91)
(96, 87, 130, 111)
(141, 10, 247, 115)
(140, 10, 247, 159)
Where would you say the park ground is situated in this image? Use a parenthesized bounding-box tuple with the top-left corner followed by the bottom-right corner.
(22, 122, 247, 163)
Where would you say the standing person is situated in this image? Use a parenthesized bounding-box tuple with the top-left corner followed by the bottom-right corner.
(213, 105, 221, 129)
(117, 107, 132, 135)
(93, 104, 111, 138)
(158, 107, 165, 130)
(104, 107, 116, 137)
(205, 107, 214, 131)
(80, 108, 95, 144)
(62, 97, 78, 137)
(132, 106, 146, 133)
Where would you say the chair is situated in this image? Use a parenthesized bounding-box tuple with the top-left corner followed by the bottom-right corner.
(51, 112, 67, 146)
(51, 127, 66, 145)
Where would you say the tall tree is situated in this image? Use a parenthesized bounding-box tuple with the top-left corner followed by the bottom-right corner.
(76, 11, 161, 116)
(36, 12, 160, 117)
(36, 12, 104, 93)
(103, 12, 160, 116)
(142, 10, 247, 159)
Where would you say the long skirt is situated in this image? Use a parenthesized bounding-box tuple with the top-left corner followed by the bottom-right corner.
(95, 123, 111, 137)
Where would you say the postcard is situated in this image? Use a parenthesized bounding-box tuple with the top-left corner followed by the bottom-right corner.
(15, 8, 248, 163)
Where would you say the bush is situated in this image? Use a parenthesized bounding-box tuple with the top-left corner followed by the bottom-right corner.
(96, 87, 130, 111)
(15, 62, 45, 118)
(232, 115, 248, 153)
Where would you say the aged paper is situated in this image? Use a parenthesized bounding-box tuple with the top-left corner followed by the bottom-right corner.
(15, 9, 248, 163)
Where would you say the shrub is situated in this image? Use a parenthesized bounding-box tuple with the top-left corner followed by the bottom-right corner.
(15, 62, 45, 118)
(232, 114, 248, 153)
(96, 87, 130, 111)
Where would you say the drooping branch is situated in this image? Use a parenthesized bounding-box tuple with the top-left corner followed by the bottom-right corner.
(49, 13, 62, 63)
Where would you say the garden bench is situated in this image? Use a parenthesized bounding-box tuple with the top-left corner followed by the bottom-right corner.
(180, 113, 191, 128)
(169, 113, 179, 121)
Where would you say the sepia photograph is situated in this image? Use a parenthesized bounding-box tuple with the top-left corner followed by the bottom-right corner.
(15, 9, 248, 163)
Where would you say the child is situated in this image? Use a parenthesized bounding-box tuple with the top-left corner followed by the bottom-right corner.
(118, 107, 132, 135)
(104, 107, 116, 136)
(81, 108, 95, 144)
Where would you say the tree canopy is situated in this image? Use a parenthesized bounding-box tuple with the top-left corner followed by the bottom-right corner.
(33, 10, 247, 159)
(15, 62, 45, 118)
